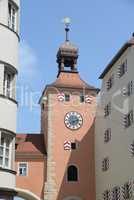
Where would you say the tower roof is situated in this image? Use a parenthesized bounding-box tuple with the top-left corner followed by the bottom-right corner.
(56, 18, 79, 75)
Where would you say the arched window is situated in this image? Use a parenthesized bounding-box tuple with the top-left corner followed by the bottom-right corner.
(67, 165, 78, 182)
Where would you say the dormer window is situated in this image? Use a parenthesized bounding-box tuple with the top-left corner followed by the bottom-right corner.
(8, 1, 18, 32)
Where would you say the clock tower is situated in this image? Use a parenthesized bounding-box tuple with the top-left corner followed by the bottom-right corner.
(40, 18, 99, 200)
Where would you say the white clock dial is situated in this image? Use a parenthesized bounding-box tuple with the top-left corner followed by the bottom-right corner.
(64, 111, 83, 130)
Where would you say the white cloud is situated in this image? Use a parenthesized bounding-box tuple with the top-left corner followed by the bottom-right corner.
(19, 40, 38, 79)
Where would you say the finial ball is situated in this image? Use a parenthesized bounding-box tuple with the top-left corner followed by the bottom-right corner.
(63, 17, 71, 26)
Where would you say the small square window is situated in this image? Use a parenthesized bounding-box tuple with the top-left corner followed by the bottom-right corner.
(112, 187, 120, 200)
(19, 163, 27, 176)
(118, 60, 127, 78)
(130, 140, 134, 156)
(122, 182, 132, 199)
(127, 81, 133, 96)
(107, 75, 114, 91)
(123, 110, 133, 128)
(104, 102, 111, 117)
(103, 190, 110, 200)
(71, 143, 76, 150)
(80, 95, 85, 103)
(41, 103, 45, 111)
(65, 94, 70, 102)
(104, 129, 111, 143)
(102, 157, 109, 171)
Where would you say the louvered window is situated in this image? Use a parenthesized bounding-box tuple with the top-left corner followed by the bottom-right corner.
(130, 141, 134, 156)
(103, 190, 110, 200)
(104, 103, 111, 117)
(118, 60, 127, 78)
(123, 110, 133, 128)
(122, 182, 132, 200)
(104, 129, 111, 143)
(107, 75, 114, 90)
(112, 187, 120, 200)
(127, 81, 133, 96)
(102, 157, 109, 171)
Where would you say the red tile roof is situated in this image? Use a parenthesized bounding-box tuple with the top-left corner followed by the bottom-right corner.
(16, 134, 46, 155)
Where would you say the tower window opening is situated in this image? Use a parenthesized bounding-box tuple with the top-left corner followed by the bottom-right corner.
(8, 1, 18, 32)
(71, 142, 77, 150)
(67, 165, 78, 182)
(65, 94, 70, 102)
(3, 70, 15, 99)
(0, 133, 12, 169)
(80, 94, 85, 103)
(19, 163, 28, 176)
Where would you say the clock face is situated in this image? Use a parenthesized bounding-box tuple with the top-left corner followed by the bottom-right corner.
(64, 111, 83, 130)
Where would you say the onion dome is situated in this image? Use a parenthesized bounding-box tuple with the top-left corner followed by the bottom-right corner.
(56, 17, 79, 74)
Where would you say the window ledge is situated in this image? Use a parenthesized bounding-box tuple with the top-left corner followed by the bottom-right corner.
(0, 167, 16, 175)
(0, 23, 20, 41)
(0, 128, 16, 137)
(0, 94, 18, 105)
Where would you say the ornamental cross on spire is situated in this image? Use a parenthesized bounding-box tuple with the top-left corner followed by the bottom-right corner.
(63, 17, 71, 41)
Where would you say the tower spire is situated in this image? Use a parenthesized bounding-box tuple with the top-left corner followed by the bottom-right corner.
(63, 17, 71, 42)
(56, 17, 78, 76)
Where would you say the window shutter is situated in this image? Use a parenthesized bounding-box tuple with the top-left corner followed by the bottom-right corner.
(122, 87, 127, 96)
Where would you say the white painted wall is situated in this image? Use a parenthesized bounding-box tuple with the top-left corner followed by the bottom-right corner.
(95, 45, 134, 199)
(0, 98, 17, 132)
(0, 26, 19, 68)
(0, 171, 16, 188)
(0, 0, 20, 194)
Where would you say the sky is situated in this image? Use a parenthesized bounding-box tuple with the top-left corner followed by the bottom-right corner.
(17, 0, 134, 133)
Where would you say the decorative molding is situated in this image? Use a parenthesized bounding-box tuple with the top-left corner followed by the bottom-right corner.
(15, 152, 45, 160)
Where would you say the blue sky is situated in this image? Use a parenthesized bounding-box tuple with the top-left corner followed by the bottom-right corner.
(17, 0, 134, 133)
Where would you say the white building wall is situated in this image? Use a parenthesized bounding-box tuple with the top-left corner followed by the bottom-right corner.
(0, 98, 17, 132)
(0, 26, 19, 68)
(95, 45, 134, 200)
(0, 0, 20, 195)
(0, 171, 16, 189)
